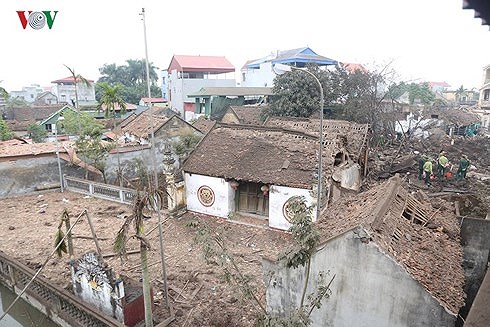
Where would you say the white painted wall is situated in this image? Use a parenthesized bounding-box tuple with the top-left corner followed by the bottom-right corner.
(241, 62, 276, 88)
(268, 185, 314, 230)
(264, 227, 457, 326)
(167, 70, 236, 116)
(184, 173, 234, 218)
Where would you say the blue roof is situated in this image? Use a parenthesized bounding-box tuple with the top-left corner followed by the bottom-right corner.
(246, 47, 337, 69)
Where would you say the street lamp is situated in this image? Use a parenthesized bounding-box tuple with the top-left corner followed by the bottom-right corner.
(54, 115, 65, 193)
(272, 63, 324, 221)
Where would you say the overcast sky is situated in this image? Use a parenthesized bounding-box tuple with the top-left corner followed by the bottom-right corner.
(1, 0, 489, 92)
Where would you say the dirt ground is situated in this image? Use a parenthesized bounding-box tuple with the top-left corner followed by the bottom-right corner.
(0, 191, 290, 326)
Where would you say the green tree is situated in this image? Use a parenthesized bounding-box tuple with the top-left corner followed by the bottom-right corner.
(0, 119, 14, 141)
(27, 123, 47, 143)
(62, 110, 104, 138)
(172, 132, 202, 159)
(261, 65, 330, 121)
(0, 86, 8, 100)
(97, 59, 161, 104)
(76, 137, 114, 181)
(97, 82, 126, 118)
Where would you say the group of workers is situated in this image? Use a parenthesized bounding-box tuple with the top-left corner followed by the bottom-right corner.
(417, 151, 470, 186)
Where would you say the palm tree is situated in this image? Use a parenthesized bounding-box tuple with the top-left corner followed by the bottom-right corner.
(97, 82, 126, 118)
(63, 65, 92, 110)
(114, 188, 166, 327)
(455, 85, 466, 104)
(97, 82, 126, 186)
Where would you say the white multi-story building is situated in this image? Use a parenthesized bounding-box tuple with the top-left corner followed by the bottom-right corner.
(10, 84, 45, 103)
(163, 55, 236, 117)
(51, 76, 96, 107)
(240, 47, 338, 88)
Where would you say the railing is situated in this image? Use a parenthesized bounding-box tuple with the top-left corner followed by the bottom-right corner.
(0, 251, 124, 327)
(65, 176, 136, 205)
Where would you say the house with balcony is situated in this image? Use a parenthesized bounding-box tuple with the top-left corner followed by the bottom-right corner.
(163, 55, 236, 120)
(240, 47, 337, 88)
(51, 76, 96, 107)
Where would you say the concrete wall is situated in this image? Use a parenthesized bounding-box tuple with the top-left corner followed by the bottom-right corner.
(241, 62, 276, 88)
(459, 217, 490, 321)
(184, 173, 234, 218)
(268, 185, 314, 230)
(263, 227, 456, 327)
(0, 156, 85, 197)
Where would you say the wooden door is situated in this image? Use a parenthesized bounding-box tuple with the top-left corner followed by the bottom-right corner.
(238, 182, 269, 216)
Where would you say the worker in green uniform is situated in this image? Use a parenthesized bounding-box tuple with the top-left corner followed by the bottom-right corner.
(423, 158, 433, 186)
(438, 151, 449, 178)
(456, 155, 470, 181)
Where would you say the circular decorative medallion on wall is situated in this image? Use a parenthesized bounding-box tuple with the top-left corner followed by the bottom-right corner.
(197, 185, 215, 207)
(282, 196, 302, 223)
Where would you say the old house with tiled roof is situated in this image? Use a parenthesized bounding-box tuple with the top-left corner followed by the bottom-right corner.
(192, 116, 216, 135)
(116, 107, 201, 145)
(221, 106, 264, 125)
(1, 104, 64, 135)
(264, 175, 465, 326)
(162, 55, 236, 118)
(103, 107, 203, 183)
(182, 120, 367, 230)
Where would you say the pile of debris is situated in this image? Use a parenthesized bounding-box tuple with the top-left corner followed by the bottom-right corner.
(366, 135, 490, 218)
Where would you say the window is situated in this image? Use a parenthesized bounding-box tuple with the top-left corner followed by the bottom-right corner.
(484, 89, 490, 101)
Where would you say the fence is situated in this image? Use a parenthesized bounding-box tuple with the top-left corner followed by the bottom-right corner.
(65, 176, 136, 205)
(0, 251, 125, 327)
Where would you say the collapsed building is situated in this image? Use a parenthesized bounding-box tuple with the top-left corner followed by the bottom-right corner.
(263, 175, 465, 326)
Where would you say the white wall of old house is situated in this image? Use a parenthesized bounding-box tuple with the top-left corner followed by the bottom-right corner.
(184, 173, 234, 218)
(263, 227, 457, 327)
(268, 185, 314, 231)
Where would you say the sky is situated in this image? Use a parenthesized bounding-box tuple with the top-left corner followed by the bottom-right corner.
(0, 0, 489, 92)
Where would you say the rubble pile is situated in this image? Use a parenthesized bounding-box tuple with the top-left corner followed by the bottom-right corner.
(318, 176, 465, 313)
(366, 135, 490, 218)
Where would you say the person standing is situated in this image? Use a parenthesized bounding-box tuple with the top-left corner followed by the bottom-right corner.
(438, 151, 449, 178)
(456, 155, 470, 180)
(423, 158, 433, 186)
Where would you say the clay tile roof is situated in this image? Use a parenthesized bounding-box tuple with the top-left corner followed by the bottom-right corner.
(167, 55, 235, 73)
(316, 176, 465, 313)
(51, 76, 94, 84)
(341, 62, 368, 73)
(264, 117, 369, 158)
(140, 97, 167, 103)
(183, 123, 335, 188)
(192, 117, 217, 135)
(119, 107, 172, 139)
(0, 140, 71, 159)
(229, 106, 264, 125)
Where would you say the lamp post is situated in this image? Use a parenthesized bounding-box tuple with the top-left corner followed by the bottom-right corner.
(272, 63, 324, 221)
(54, 116, 65, 193)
